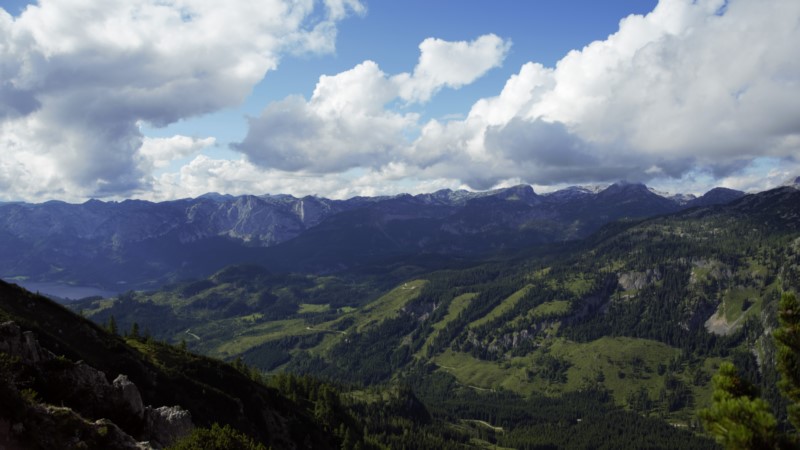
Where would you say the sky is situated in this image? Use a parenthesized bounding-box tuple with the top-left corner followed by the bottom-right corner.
(1, 0, 799, 203)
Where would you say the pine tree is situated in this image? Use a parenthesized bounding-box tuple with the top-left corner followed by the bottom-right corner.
(699, 362, 778, 450)
(130, 322, 140, 339)
(107, 315, 118, 335)
(700, 291, 800, 449)
(774, 292, 800, 434)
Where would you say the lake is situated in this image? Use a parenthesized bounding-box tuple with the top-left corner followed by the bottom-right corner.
(3, 280, 118, 302)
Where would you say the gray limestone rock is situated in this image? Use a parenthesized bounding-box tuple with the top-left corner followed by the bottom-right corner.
(113, 374, 145, 420)
(144, 405, 194, 448)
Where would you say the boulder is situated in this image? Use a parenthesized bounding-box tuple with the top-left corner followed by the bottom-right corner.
(113, 374, 145, 420)
(144, 405, 194, 448)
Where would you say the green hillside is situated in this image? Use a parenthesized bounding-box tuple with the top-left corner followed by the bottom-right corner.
(63, 187, 800, 447)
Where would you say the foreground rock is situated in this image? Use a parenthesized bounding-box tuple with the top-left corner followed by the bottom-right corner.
(0, 321, 194, 449)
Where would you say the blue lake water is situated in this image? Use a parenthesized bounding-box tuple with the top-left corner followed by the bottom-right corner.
(3, 280, 118, 302)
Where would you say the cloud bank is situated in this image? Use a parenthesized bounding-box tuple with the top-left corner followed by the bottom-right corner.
(234, 34, 510, 173)
(2, 0, 799, 201)
(233, 0, 800, 196)
(0, 0, 363, 201)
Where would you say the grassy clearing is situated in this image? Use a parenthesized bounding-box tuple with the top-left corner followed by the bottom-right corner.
(434, 337, 685, 407)
(211, 319, 313, 358)
(532, 300, 571, 318)
(469, 285, 532, 328)
(722, 287, 760, 322)
(434, 349, 525, 393)
(205, 280, 428, 358)
(564, 274, 593, 296)
(355, 279, 428, 332)
(416, 293, 477, 357)
(298, 303, 330, 314)
(550, 337, 680, 403)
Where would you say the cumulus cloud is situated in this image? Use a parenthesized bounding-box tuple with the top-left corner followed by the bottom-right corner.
(235, 61, 419, 172)
(138, 135, 216, 171)
(5, 0, 799, 202)
(238, 0, 800, 196)
(394, 34, 511, 103)
(0, 0, 362, 201)
(235, 34, 510, 173)
(405, 0, 800, 189)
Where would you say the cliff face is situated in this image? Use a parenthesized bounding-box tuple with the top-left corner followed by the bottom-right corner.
(0, 320, 193, 449)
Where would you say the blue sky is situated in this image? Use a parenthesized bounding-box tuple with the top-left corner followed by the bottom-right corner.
(1, 0, 798, 202)
(144, 1, 660, 160)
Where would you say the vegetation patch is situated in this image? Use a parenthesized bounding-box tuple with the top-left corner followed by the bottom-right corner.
(469, 285, 532, 329)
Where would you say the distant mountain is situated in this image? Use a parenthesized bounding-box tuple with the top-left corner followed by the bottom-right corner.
(684, 187, 745, 208)
(0, 182, 749, 291)
(66, 185, 800, 445)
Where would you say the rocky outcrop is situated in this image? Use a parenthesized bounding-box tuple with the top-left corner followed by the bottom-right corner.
(114, 374, 145, 420)
(144, 406, 194, 448)
(0, 321, 193, 449)
(618, 269, 662, 291)
(21, 405, 153, 450)
(0, 321, 52, 364)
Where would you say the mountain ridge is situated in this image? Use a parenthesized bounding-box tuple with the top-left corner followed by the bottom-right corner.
(0, 181, 751, 292)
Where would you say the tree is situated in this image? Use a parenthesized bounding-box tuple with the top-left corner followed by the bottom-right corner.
(168, 423, 266, 450)
(774, 292, 800, 433)
(700, 291, 800, 449)
(130, 322, 140, 339)
(699, 362, 778, 450)
(107, 315, 118, 335)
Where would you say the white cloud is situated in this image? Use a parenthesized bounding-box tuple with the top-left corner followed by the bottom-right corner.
(235, 61, 419, 172)
(235, 34, 510, 173)
(4, 0, 799, 202)
(0, 0, 362, 201)
(409, 0, 800, 189)
(236, 0, 800, 197)
(394, 34, 511, 103)
(146, 155, 466, 202)
(138, 135, 216, 171)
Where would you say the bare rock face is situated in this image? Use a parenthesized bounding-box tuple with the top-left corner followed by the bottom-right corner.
(617, 268, 662, 291)
(113, 374, 145, 420)
(0, 321, 194, 449)
(0, 321, 51, 364)
(144, 405, 194, 448)
(64, 361, 114, 401)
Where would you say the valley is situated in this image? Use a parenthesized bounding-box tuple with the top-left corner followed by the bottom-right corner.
(50, 183, 800, 448)
(1, 181, 800, 448)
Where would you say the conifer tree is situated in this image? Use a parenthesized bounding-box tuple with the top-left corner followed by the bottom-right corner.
(130, 322, 140, 339)
(774, 292, 800, 434)
(108, 315, 118, 335)
(698, 362, 778, 449)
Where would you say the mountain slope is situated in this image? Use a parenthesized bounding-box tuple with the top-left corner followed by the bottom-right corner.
(0, 280, 336, 449)
(73, 186, 800, 439)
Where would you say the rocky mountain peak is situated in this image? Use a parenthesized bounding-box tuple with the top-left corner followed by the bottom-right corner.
(598, 180, 653, 198)
(494, 184, 538, 202)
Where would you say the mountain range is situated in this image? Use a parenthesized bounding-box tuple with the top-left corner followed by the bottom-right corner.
(0, 182, 751, 293)
(56, 182, 800, 448)
(2, 180, 800, 448)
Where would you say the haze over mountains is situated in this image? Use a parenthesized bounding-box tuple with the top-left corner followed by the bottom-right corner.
(0, 181, 752, 294)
